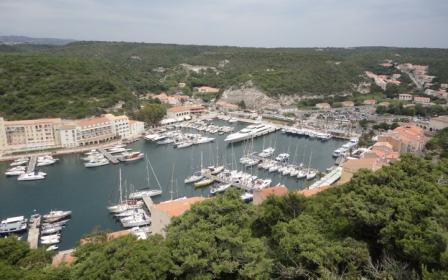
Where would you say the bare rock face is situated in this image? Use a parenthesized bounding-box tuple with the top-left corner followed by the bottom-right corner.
(220, 82, 280, 110)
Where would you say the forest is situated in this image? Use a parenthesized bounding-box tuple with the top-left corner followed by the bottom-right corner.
(1, 43, 448, 120)
(1, 154, 447, 280)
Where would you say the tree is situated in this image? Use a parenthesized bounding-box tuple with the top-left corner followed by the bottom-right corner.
(136, 103, 166, 125)
(238, 100, 246, 109)
(165, 189, 273, 279)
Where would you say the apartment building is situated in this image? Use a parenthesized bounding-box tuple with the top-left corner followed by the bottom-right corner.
(166, 105, 206, 119)
(399, 93, 413, 101)
(0, 114, 145, 154)
(0, 117, 61, 153)
(378, 124, 427, 154)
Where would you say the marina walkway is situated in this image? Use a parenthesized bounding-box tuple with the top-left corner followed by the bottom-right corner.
(98, 148, 119, 164)
(26, 156, 37, 173)
(142, 196, 154, 212)
(27, 216, 40, 249)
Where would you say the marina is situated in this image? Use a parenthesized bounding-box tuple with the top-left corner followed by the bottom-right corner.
(0, 119, 346, 250)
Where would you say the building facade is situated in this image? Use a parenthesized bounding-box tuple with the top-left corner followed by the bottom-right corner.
(0, 115, 145, 154)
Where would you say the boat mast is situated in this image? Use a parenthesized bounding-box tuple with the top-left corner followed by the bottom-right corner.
(147, 157, 162, 191)
(118, 168, 123, 204)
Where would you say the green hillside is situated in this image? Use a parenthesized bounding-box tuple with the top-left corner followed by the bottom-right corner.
(1, 42, 448, 120)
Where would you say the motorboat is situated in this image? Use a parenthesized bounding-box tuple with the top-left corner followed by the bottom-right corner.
(43, 210, 72, 223)
(275, 153, 290, 162)
(46, 245, 59, 251)
(176, 141, 193, 148)
(297, 169, 307, 179)
(17, 171, 46, 181)
(108, 200, 143, 214)
(194, 136, 215, 144)
(121, 151, 145, 162)
(184, 172, 204, 184)
(84, 158, 109, 167)
(41, 226, 62, 235)
(128, 189, 162, 199)
(120, 213, 151, 228)
(42, 219, 70, 229)
(194, 178, 214, 188)
(5, 166, 26, 176)
(157, 138, 174, 145)
(0, 216, 28, 235)
(210, 184, 232, 195)
(114, 208, 146, 218)
(37, 155, 58, 167)
(10, 158, 29, 167)
(268, 164, 280, 173)
(252, 179, 272, 190)
(258, 147, 275, 158)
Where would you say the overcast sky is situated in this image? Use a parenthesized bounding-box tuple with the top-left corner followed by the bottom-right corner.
(0, 0, 447, 48)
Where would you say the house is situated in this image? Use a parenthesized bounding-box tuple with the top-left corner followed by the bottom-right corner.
(315, 103, 331, 110)
(195, 86, 220, 94)
(253, 185, 288, 205)
(154, 93, 190, 105)
(364, 142, 400, 163)
(413, 96, 431, 104)
(338, 157, 385, 185)
(215, 100, 239, 112)
(399, 94, 413, 101)
(166, 105, 206, 119)
(378, 124, 427, 154)
(341, 101, 355, 107)
(363, 99, 377, 105)
(150, 197, 206, 236)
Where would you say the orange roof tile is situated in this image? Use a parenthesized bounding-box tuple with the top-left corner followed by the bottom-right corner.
(152, 197, 205, 217)
(52, 250, 75, 267)
(298, 185, 331, 197)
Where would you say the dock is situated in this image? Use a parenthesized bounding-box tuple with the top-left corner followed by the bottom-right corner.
(27, 215, 41, 249)
(142, 195, 154, 212)
(26, 156, 37, 173)
(98, 148, 119, 164)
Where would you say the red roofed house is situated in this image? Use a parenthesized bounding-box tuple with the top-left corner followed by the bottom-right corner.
(150, 197, 206, 236)
(195, 86, 220, 94)
(76, 117, 116, 146)
(167, 105, 206, 119)
(378, 124, 427, 154)
(253, 185, 288, 205)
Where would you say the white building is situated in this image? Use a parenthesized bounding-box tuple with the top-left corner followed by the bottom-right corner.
(104, 114, 131, 139)
(57, 121, 79, 148)
(129, 120, 145, 139)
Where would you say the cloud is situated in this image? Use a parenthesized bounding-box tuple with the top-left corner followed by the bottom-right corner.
(0, 0, 447, 47)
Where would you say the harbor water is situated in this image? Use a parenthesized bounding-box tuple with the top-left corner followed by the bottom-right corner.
(0, 120, 345, 249)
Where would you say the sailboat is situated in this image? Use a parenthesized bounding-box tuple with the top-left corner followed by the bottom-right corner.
(185, 151, 205, 183)
(306, 151, 317, 180)
(108, 169, 143, 213)
(128, 157, 162, 199)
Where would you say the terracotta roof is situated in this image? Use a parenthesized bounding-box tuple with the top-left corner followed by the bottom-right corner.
(343, 157, 383, 173)
(254, 185, 288, 200)
(77, 117, 110, 127)
(391, 124, 426, 145)
(151, 196, 205, 217)
(168, 105, 205, 113)
(4, 118, 61, 125)
(373, 141, 393, 150)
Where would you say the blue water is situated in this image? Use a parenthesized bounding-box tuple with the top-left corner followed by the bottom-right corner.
(0, 120, 344, 249)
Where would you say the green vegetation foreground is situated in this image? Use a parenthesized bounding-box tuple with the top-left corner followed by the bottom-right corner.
(1, 155, 448, 279)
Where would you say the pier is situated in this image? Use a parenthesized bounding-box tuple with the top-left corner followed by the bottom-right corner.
(27, 215, 41, 249)
(26, 156, 37, 173)
(98, 148, 119, 164)
(142, 195, 154, 212)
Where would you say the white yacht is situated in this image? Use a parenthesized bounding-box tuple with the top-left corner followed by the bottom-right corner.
(176, 141, 193, 148)
(306, 170, 317, 180)
(224, 124, 276, 143)
(258, 147, 275, 158)
(121, 152, 144, 162)
(84, 158, 109, 167)
(43, 210, 72, 223)
(275, 153, 290, 162)
(10, 158, 29, 167)
(210, 184, 232, 195)
(5, 166, 26, 176)
(0, 216, 28, 235)
(17, 171, 46, 181)
(37, 156, 58, 167)
(121, 213, 151, 228)
(114, 208, 146, 218)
